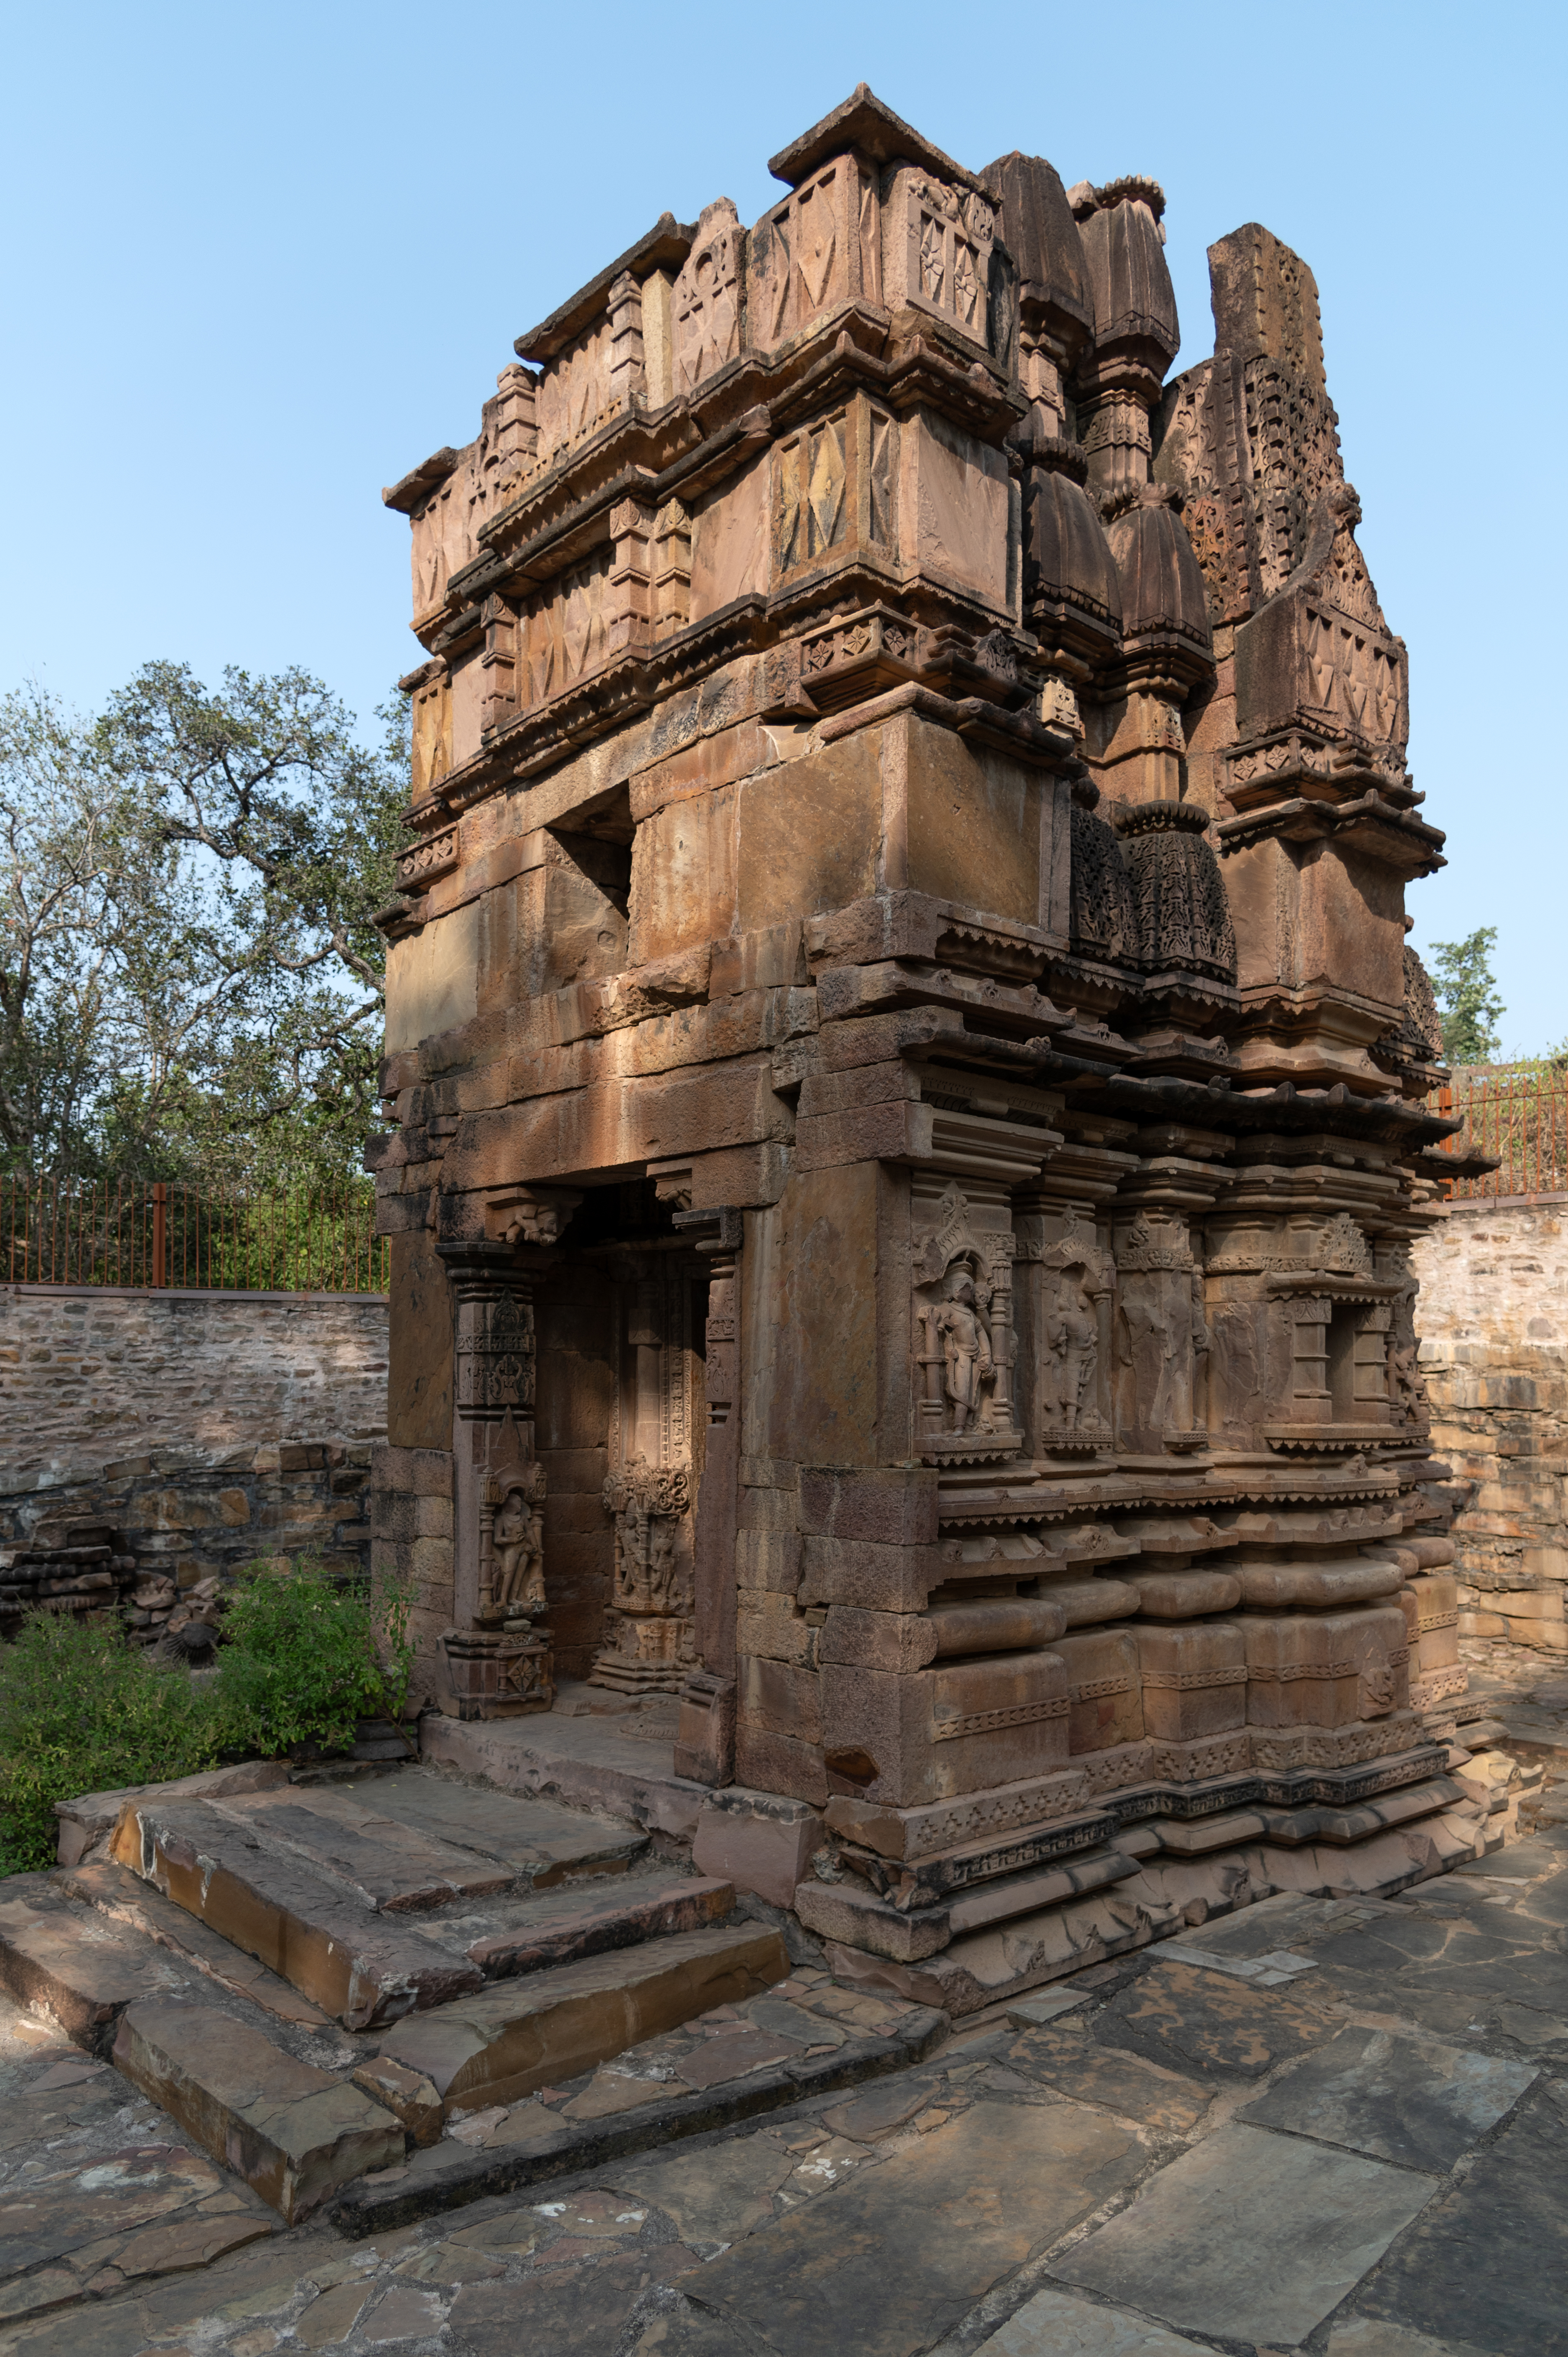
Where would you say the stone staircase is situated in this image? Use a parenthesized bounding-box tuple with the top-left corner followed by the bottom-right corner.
(0, 1765, 807, 2224)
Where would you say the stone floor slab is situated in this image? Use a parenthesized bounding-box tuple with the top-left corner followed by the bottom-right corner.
(1352, 2083, 1568, 2356)
(1003, 2023, 1211, 2133)
(1239, 2023, 1537, 2170)
(1054, 2122, 1437, 2347)
(1327, 2319, 1496, 2357)
(691, 2099, 1143, 2357)
(450, 2245, 702, 2353)
(1005, 1988, 1090, 2029)
(607, 2131, 797, 2247)
(989, 2284, 1221, 2355)
(1091, 1958, 1334, 2081)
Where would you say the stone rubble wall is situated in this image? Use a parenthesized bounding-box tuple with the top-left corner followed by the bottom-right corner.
(0, 1284, 388, 1488)
(0, 1440, 378, 1608)
(1414, 1198, 1568, 1652)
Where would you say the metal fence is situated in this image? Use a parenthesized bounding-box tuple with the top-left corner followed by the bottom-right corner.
(1, 1175, 388, 1292)
(1428, 1069, 1568, 1200)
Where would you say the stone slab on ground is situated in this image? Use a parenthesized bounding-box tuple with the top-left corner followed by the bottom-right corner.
(1239, 2022, 1537, 2170)
(1346, 2079, 1568, 2357)
(1327, 2321, 1496, 2357)
(1053, 2120, 1438, 2347)
(1090, 1953, 1339, 2081)
(111, 2000, 405, 2223)
(1002, 2019, 1212, 2134)
(0, 1985, 278, 2332)
(988, 2284, 1237, 2356)
(689, 2098, 1146, 2357)
(0, 2143, 273, 2326)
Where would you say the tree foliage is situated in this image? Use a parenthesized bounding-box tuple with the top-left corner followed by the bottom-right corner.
(0, 665, 407, 1180)
(1429, 926, 1506, 1068)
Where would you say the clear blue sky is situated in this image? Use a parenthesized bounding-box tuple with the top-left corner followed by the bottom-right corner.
(4, 3, 1560, 1048)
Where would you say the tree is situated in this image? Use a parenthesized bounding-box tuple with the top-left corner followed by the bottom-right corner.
(98, 663, 407, 1185)
(0, 665, 408, 1180)
(1429, 926, 1505, 1067)
(0, 683, 180, 1172)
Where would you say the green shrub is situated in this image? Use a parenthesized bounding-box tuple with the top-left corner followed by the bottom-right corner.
(212, 1556, 414, 1759)
(0, 1557, 418, 1877)
(0, 1614, 229, 1874)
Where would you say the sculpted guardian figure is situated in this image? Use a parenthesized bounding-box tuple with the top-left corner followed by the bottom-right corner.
(932, 1270, 994, 1433)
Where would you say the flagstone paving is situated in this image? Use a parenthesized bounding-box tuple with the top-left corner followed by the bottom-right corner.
(2, 1790, 1567, 2352)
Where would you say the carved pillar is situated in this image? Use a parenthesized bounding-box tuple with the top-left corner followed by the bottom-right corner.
(590, 1250, 698, 1695)
(675, 1208, 742, 1785)
(984, 1237, 1018, 1428)
(434, 1240, 554, 1718)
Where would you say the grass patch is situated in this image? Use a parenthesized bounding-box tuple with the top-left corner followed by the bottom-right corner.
(0, 1614, 229, 1874)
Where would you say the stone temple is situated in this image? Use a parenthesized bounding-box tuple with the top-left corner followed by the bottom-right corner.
(369, 86, 1478, 2012)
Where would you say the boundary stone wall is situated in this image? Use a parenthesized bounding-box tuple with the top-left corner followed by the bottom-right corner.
(0, 1286, 388, 1488)
(1414, 1198, 1568, 1651)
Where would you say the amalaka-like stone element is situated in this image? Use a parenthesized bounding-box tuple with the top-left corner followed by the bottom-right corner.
(371, 86, 1487, 2007)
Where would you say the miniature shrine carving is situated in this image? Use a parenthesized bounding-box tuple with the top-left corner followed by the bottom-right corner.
(373, 84, 1480, 2014)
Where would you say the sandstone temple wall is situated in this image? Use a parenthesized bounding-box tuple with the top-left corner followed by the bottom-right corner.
(1415, 1199, 1568, 1652)
(0, 1285, 389, 1489)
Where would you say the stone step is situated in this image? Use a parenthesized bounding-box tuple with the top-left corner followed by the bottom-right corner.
(0, 1875, 191, 2053)
(58, 1857, 337, 2028)
(410, 1872, 737, 1979)
(319, 1771, 648, 1886)
(192, 1788, 525, 1911)
(110, 1796, 492, 2030)
(110, 1786, 725, 2032)
(375, 1921, 791, 2116)
(112, 1998, 405, 2224)
(333, 1968, 947, 2236)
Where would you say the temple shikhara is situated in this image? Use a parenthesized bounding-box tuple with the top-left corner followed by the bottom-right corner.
(369, 86, 1477, 2012)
